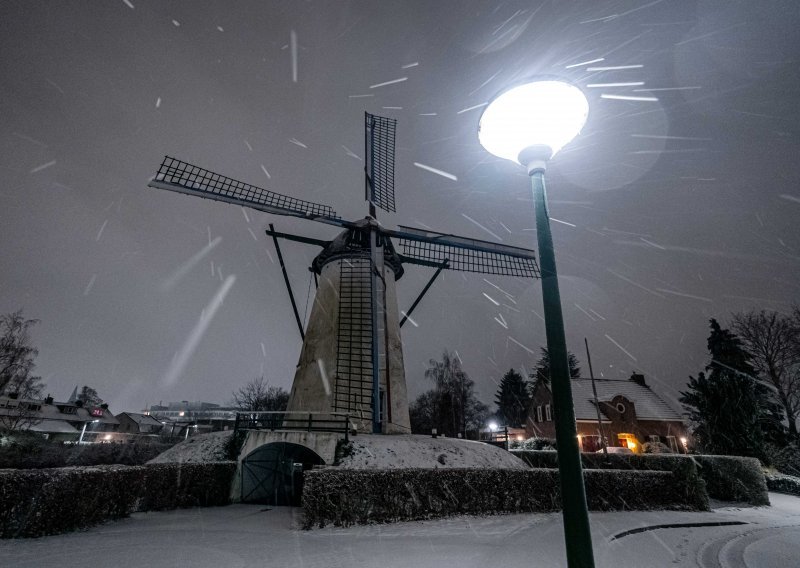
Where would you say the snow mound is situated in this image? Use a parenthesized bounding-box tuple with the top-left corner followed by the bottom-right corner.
(337, 434, 528, 470)
(147, 431, 233, 464)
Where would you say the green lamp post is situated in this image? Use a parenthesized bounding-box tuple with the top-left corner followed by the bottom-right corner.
(478, 79, 594, 568)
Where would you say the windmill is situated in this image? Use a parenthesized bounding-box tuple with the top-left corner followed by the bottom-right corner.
(147, 113, 540, 434)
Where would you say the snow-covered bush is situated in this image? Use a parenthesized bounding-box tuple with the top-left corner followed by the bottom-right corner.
(509, 437, 556, 451)
(301, 466, 708, 528)
(511, 451, 767, 506)
(764, 443, 800, 477)
(765, 471, 800, 496)
(0, 462, 236, 538)
(642, 441, 673, 454)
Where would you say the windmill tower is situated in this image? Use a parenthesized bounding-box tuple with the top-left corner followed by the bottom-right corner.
(147, 113, 540, 435)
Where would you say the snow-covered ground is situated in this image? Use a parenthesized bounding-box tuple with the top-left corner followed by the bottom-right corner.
(148, 431, 232, 464)
(4, 493, 800, 567)
(338, 434, 528, 469)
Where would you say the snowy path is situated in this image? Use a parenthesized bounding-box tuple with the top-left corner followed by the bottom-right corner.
(3, 494, 800, 567)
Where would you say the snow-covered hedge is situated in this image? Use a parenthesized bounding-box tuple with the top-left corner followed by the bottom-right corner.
(301, 466, 708, 528)
(765, 471, 800, 496)
(0, 462, 236, 538)
(511, 451, 768, 505)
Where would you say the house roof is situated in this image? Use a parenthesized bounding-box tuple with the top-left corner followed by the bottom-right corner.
(118, 412, 163, 427)
(27, 419, 80, 434)
(567, 378, 683, 422)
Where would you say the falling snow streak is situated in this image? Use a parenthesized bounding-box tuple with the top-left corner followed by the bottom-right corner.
(483, 279, 514, 300)
(317, 359, 331, 395)
(456, 102, 488, 114)
(95, 220, 108, 241)
(468, 68, 504, 96)
(631, 134, 712, 141)
(401, 62, 419, 69)
(122, 0, 134, 8)
(342, 145, 361, 160)
(155, 97, 161, 108)
(172, 20, 180, 27)
(30, 160, 56, 173)
(289, 138, 307, 148)
(462, 214, 502, 241)
(348, 94, 374, 98)
(779, 194, 800, 205)
(605, 334, 637, 362)
(633, 87, 701, 92)
(601, 94, 659, 102)
(413, 162, 458, 181)
(247, 228, 259, 241)
(162, 275, 236, 387)
(290, 30, 298, 82)
(574, 303, 597, 321)
(607, 268, 665, 298)
(655, 288, 713, 303)
(483, 292, 500, 306)
(83, 274, 97, 296)
(369, 77, 407, 89)
(494, 314, 508, 329)
(241, 207, 250, 223)
(508, 336, 536, 355)
(587, 64, 643, 71)
(260, 343, 267, 357)
(400, 311, 418, 327)
(260, 165, 271, 179)
(162, 237, 222, 291)
(549, 218, 576, 228)
(639, 237, 666, 250)
(531, 309, 544, 322)
(244, 140, 253, 151)
(565, 57, 604, 69)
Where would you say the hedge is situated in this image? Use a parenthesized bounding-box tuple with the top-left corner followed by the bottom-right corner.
(511, 451, 768, 506)
(0, 440, 176, 470)
(0, 461, 236, 538)
(301, 466, 708, 528)
(765, 471, 800, 497)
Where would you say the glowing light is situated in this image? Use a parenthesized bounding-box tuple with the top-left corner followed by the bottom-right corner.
(488, 421, 498, 432)
(479, 80, 589, 161)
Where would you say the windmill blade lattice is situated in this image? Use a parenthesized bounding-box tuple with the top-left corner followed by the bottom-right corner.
(386, 225, 540, 278)
(149, 156, 345, 225)
(365, 113, 397, 213)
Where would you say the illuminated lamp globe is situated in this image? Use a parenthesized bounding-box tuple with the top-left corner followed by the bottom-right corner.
(478, 79, 588, 170)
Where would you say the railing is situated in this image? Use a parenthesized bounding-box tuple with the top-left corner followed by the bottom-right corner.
(481, 427, 509, 451)
(233, 411, 351, 441)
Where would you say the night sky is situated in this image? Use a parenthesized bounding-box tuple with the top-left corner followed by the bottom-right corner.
(1, 1, 798, 415)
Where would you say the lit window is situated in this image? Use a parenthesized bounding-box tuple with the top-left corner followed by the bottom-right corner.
(545, 404, 551, 421)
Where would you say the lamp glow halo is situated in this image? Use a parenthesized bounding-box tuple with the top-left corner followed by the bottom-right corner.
(478, 79, 589, 163)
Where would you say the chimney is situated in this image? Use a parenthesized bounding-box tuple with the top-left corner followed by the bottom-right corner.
(45, 395, 54, 405)
(100, 403, 109, 410)
(8, 392, 19, 400)
(630, 372, 647, 387)
(75, 399, 84, 408)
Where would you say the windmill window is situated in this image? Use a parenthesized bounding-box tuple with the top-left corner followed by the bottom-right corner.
(545, 404, 551, 421)
(536, 406, 543, 422)
(615, 402, 626, 414)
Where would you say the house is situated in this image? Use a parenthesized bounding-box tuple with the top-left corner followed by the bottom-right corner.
(144, 401, 237, 437)
(0, 393, 121, 442)
(525, 373, 688, 453)
(116, 412, 164, 438)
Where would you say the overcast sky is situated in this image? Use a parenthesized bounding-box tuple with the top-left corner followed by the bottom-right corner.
(1, 0, 798, 414)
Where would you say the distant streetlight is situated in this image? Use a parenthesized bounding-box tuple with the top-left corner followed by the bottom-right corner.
(488, 421, 498, 432)
(79, 419, 100, 444)
(479, 78, 594, 568)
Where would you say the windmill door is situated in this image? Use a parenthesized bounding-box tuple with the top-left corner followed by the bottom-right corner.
(240, 442, 324, 506)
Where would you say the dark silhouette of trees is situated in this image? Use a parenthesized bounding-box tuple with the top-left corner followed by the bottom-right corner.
(732, 309, 800, 439)
(77, 385, 103, 408)
(531, 347, 581, 387)
(0, 310, 42, 396)
(409, 350, 490, 438)
(680, 319, 782, 459)
(494, 369, 531, 427)
(232, 377, 289, 411)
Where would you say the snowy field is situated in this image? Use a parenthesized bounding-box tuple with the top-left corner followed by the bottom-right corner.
(3, 493, 800, 567)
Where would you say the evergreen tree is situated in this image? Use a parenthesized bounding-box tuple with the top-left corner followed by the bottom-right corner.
(680, 319, 782, 459)
(494, 369, 531, 427)
(531, 347, 581, 387)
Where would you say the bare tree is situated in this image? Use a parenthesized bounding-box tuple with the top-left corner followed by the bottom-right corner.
(77, 385, 103, 407)
(0, 310, 39, 395)
(232, 377, 289, 411)
(732, 310, 800, 438)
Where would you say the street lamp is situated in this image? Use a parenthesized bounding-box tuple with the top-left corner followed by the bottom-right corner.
(479, 78, 594, 568)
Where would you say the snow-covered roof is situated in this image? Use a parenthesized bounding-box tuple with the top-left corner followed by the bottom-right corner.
(118, 412, 163, 427)
(568, 378, 683, 422)
(27, 419, 80, 434)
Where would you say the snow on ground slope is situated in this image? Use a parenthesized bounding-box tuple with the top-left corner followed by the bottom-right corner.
(147, 431, 233, 464)
(337, 434, 528, 469)
(4, 493, 800, 567)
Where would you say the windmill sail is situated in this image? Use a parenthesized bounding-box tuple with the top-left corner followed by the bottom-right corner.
(364, 113, 397, 213)
(386, 225, 540, 278)
(148, 156, 346, 226)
